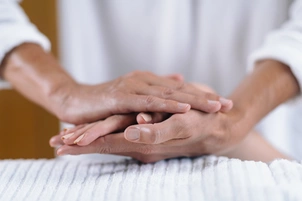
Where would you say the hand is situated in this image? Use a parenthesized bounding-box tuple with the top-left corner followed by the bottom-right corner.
(57, 82, 233, 146)
(55, 71, 231, 124)
(135, 83, 233, 125)
(50, 109, 243, 163)
(1, 44, 231, 125)
(59, 114, 137, 146)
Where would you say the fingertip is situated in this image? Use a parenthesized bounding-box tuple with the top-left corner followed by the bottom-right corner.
(49, 136, 63, 147)
(141, 113, 152, 122)
(124, 127, 140, 142)
(56, 148, 64, 156)
(136, 114, 145, 124)
(219, 98, 233, 113)
(219, 97, 232, 106)
(207, 100, 222, 112)
(49, 138, 55, 147)
(220, 100, 233, 113)
(178, 103, 191, 112)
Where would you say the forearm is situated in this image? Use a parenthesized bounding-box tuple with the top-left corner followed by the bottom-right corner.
(223, 130, 289, 162)
(0, 43, 76, 116)
(228, 59, 300, 137)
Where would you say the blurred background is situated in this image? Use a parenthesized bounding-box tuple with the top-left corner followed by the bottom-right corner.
(0, 0, 59, 159)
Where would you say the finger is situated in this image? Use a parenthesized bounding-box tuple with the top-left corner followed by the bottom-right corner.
(56, 132, 188, 161)
(219, 98, 233, 112)
(136, 86, 222, 113)
(115, 94, 191, 114)
(75, 114, 137, 146)
(61, 124, 87, 135)
(136, 112, 170, 124)
(61, 123, 96, 145)
(124, 117, 186, 144)
(136, 112, 152, 124)
(56, 133, 157, 156)
(49, 134, 64, 148)
(185, 83, 234, 112)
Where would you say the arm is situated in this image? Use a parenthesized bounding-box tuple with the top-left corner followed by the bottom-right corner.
(223, 130, 289, 162)
(1, 2, 235, 125)
(1, 42, 229, 124)
(224, 60, 300, 151)
(51, 60, 299, 163)
(48, 1, 302, 162)
(0, 0, 50, 85)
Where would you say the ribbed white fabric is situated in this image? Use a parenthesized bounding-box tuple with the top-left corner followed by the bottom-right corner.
(0, 156, 301, 201)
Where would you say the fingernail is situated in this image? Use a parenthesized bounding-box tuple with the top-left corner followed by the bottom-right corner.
(61, 133, 74, 140)
(56, 148, 64, 156)
(178, 103, 190, 110)
(207, 100, 220, 105)
(125, 128, 140, 141)
(74, 134, 85, 144)
(141, 113, 152, 123)
(219, 97, 232, 105)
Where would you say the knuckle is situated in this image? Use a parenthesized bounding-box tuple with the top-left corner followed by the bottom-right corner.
(145, 95, 156, 108)
(97, 146, 112, 154)
(174, 81, 185, 90)
(96, 137, 113, 154)
(161, 87, 174, 98)
(204, 92, 219, 100)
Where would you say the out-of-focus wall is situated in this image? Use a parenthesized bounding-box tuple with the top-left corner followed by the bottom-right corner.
(0, 0, 59, 158)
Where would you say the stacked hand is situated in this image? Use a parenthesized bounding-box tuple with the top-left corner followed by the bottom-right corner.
(54, 71, 231, 124)
(50, 79, 236, 163)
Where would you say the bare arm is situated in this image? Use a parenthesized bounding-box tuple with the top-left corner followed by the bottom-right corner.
(223, 130, 289, 162)
(224, 60, 300, 149)
(50, 60, 300, 163)
(1, 43, 231, 124)
(0, 43, 75, 119)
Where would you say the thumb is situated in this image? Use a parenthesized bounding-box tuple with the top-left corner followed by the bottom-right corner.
(124, 122, 178, 144)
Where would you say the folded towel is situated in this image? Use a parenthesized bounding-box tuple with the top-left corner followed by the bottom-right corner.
(0, 156, 301, 201)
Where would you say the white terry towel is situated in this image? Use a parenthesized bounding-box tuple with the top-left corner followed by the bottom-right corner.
(0, 155, 301, 201)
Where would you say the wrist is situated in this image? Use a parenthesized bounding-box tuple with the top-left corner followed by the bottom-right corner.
(223, 59, 300, 148)
(46, 76, 79, 121)
(2, 43, 77, 117)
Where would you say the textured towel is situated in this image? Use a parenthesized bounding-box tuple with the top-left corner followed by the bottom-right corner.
(0, 156, 301, 201)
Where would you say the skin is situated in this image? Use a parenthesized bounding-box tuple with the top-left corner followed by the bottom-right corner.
(57, 84, 232, 146)
(50, 60, 299, 163)
(0, 43, 232, 125)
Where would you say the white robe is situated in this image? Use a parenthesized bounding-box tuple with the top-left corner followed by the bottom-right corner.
(1, 0, 302, 159)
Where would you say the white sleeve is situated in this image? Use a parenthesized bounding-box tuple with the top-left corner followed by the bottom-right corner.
(0, 0, 51, 88)
(248, 0, 302, 91)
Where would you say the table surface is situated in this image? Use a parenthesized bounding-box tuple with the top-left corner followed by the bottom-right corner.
(0, 155, 301, 201)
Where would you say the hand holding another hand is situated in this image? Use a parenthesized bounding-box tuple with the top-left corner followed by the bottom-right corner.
(55, 71, 232, 124)
(49, 83, 236, 163)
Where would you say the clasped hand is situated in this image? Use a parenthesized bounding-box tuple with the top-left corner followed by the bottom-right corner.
(50, 73, 235, 162)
